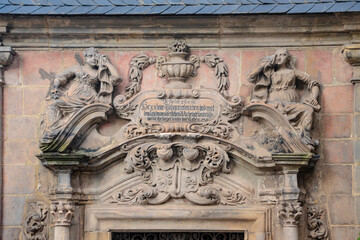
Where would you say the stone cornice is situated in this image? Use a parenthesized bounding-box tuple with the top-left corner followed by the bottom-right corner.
(0, 13, 359, 48)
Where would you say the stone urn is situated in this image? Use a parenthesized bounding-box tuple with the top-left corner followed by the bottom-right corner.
(158, 40, 198, 89)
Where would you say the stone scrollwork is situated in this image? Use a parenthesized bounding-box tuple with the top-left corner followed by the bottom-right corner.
(109, 142, 247, 205)
(50, 201, 75, 226)
(23, 201, 49, 240)
(278, 201, 302, 226)
(307, 207, 329, 240)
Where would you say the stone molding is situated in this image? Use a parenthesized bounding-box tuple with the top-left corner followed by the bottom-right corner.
(1, 14, 360, 48)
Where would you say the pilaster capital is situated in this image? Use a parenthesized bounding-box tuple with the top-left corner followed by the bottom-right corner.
(277, 201, 302, 227)
(50, 201, 75, 226)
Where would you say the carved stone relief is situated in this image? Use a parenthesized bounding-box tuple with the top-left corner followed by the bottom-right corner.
(247, 48, 320, 150)
(23, 201, 49, 240)
(50, 201, 75, 226)
(38, 47, 121, 152)
(307, 207, 329, 240)
(278, 201, 302, 226)
(35, 41, 322, 240)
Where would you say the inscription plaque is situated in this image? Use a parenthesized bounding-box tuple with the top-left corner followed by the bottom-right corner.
(140, 98, 218, 123)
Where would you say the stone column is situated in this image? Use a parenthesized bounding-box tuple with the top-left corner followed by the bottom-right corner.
(273, 153, 312, 240)
(50, 201, 75, 240)
(0, 45, 15, 226)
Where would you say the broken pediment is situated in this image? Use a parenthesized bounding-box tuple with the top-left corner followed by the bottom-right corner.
(37, 41, 320, 206)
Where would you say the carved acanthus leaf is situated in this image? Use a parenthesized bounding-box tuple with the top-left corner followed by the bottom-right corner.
(307, 207, 329, 240)
(125, 54, 156, 99)
(23, 201, 48, 240)
(278, 201, 302, 226)
(50, 201, 75, 226)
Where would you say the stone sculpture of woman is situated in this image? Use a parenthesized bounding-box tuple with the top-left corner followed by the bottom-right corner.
(39, 47, 121, 150)
(247, 48, 320, 148)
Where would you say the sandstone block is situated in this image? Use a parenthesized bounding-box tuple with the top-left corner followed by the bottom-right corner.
(306, 49, 333, 85)
(3, 87, 23, 115)
(322, 140, 353, 163)
(322, 115, 351, 138)
(322, 165, 352, 194)
(3, 165, 35, 195)
(328, 195, 355, 225)
(321, 85, 354, 114)
(23, 87, 48, 115)
(2, 196, 26, 226)
(4, 116, 37, 140)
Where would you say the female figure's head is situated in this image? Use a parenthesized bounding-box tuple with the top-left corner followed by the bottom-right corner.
(274, 48, 290, 69)
(83, 47, 99, 67)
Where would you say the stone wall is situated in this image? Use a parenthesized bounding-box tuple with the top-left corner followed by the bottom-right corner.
(0, 14, 359, 239)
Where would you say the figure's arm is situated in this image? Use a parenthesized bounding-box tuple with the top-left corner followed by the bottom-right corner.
(247, 55, 276, 83)
(102, 56, 122, 85)
(53, 68, 77, 88)
(295, 70, 320, 106)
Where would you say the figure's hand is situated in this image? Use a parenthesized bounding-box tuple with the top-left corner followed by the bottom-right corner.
(53, 79, 60, 88)
(304, 98, 318, 106)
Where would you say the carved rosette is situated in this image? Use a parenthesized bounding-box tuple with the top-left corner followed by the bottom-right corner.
(109, 142, 246, 205)
(307, 207, 329, 240)
(50, 201, 75, 226)
(278, 201, 302, 226)
(23, 201, 49, 240)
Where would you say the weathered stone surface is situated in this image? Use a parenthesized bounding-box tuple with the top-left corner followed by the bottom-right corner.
(331, 226, 359, 239)
(1, 227, 21, 240)
(4, 116, 37, 140)
(355, 140, 360, 163)
(3, 196, 26, 226)
(322, 165, 352, 194)
(321, 85, 354, 114)
(3, 165, 35, 195)
(355, 165, 360, 194)
(328, 195, 355, 225)
(321, 115, 351, 138)
(334, 48, 353, 84)
(306, 49, 333, 85)
(23, 87, 48, 115)
(3, 87, 23, 115)
(322, 140, 353, 164)
(4, 54, 21, 85)
(3, 140, 29, 164)
(21, 51, 62, 86)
